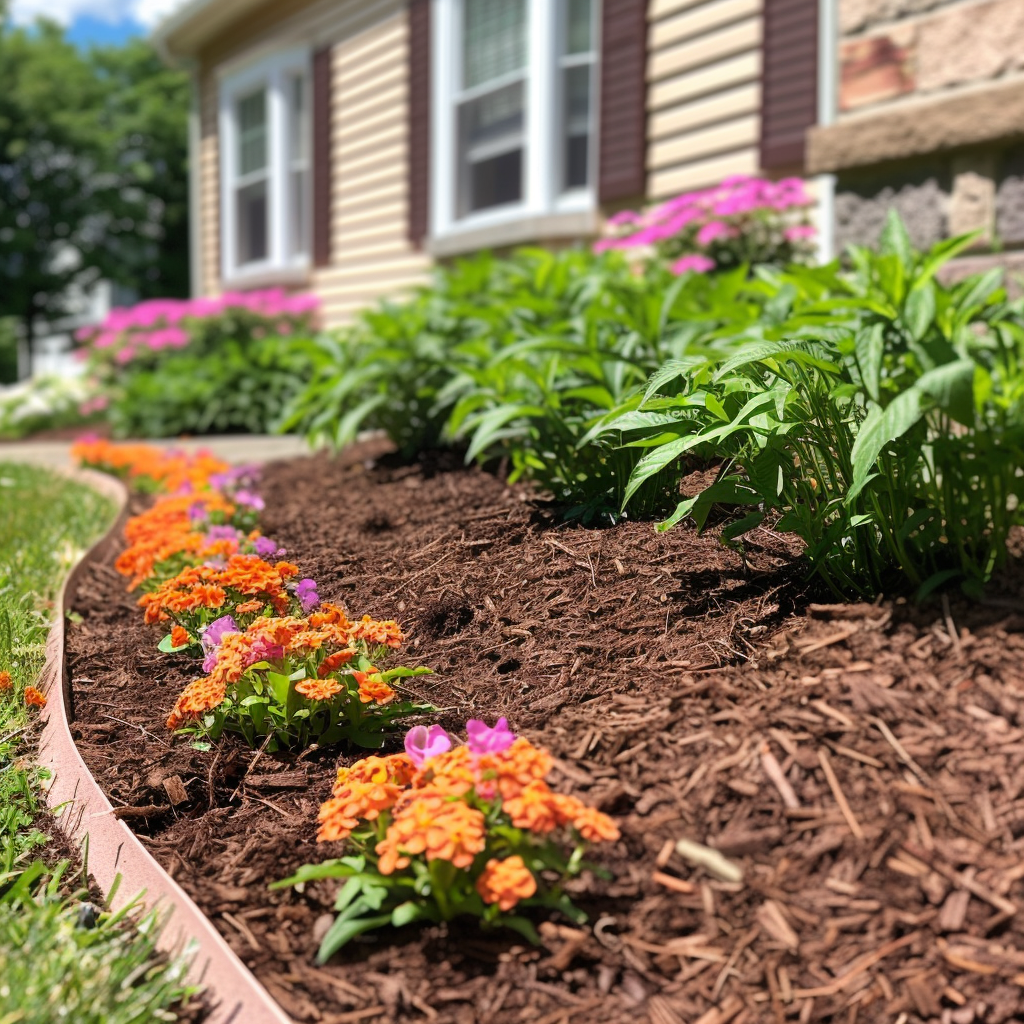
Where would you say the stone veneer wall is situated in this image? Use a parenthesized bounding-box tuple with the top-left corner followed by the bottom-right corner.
(820, 0, 1024, 253)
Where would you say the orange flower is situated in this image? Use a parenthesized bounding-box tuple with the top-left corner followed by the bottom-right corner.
(295, 677, 343, 701)
(354, 671, 396, 706)
(166, 676, 226, 729)
(235, 600, 264, 614)
(502, 780, 563, 833)
(24, 686, 46, 709)
(0, 671, 11, 691)
(494, 738, 554, 800)
(170, 625, 190, 648)
(568, 805, 620, 842)
(317, 649, 356, 677)
(376, 793, 486, 874)
(308, 603, 352, 630)
(353, 615, 405, 649)
(476, 856, 537, 911)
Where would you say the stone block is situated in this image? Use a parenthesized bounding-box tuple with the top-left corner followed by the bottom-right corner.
(839, 0, 951, 37)
(948, 154, 996, 244)
(917, 0, 1024, 92)
(840, 28, 916, 111)
(996, 148, 1024, 244)
(835, 176, 948, 251)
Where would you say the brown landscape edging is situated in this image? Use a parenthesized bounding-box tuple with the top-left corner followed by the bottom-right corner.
(36, 467, 292, 1024)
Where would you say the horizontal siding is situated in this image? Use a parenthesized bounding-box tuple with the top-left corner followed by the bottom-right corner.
(313, 8, 430, 327)
(646, 0, 764, 203)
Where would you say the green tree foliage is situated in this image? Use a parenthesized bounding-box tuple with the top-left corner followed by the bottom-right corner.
(0, 13, 189, 369)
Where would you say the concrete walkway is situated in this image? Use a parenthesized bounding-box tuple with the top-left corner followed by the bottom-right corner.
(0, 434, 319, 469)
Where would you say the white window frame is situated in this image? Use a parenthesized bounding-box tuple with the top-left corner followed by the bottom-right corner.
(219, 47, 311, 283)
(430, 0, 600, 245)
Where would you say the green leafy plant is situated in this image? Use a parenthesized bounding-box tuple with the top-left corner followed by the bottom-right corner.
(608, 214, 1024, 597)
(274, 720, 619, 961)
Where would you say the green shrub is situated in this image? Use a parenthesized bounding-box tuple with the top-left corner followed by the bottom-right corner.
(607, 214, 1024, 597)
(108, 334, 317, 438)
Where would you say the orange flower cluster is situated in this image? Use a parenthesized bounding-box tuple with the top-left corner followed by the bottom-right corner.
(72, 438, 229, 494)
(139, 555, 300, 624)
(476, 855, 537, 911)
(166, 604, 401, 730)
(24, 686, 46, 708)
(0, 671, 10, 692)
(316, 734, 619, 911)
(114, 492, 237, 588)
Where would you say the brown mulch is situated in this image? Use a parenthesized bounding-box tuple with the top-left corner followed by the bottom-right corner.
(65, 439, 1024, 1024)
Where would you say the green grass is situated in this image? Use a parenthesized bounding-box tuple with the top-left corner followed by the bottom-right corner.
(0, 461, 198, 1023)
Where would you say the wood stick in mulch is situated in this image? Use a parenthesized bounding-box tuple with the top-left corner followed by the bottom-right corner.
(760, 741, 800, 808)
(817, 747, 864, 840)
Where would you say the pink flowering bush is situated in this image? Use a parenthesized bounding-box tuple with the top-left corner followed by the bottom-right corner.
(596, 175, 816, 275)
(76, 289, 320, 374)
(73, 289, 322, 438)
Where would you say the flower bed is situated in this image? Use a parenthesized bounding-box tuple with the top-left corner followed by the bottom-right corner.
(65, 438, 1024, 1023)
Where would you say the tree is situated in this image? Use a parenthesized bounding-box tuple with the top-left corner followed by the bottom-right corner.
(0, 15, 189, 372)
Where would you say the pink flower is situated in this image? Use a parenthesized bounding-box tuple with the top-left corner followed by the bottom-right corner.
(466, 717, 516, 755)
(784, 224, 817, 241)
(671, 254, 716, 275)
(405, 725, 451, 767)
(696, 221, 732, 246)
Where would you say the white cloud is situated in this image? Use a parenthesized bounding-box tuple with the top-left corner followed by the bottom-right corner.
(9, 0, 185, 29)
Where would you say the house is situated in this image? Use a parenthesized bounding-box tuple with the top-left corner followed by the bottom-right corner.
(156, 0, 1017, 330)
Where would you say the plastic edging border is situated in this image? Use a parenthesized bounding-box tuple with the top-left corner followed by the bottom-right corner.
(37, 467, 292, 1024)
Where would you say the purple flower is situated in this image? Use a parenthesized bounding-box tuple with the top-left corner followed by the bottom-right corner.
(405, 725, 452, 767)
(466, 717, 516, 755)
(254, 536, 287, 559)
(187, 501, 207, 525)
(696, 221, 731, 246)
(233, 489, 265, 512)
(199, 615, 238, 654)
(295, 578, 320, 614)
(205, 525, 240, 544)
(246, 638, 284, 666)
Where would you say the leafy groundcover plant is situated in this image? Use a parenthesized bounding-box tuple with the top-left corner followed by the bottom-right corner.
(275, 719, 619, 961)
(607, 214, 1024, 597)
(166, 604, 431, 749)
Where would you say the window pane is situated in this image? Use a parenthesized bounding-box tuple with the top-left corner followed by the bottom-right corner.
(237, 90, 267, 176)
(566, 0, 594, 54)
(463, 0, 526, 89)
(457, 80, 524, 215)
(563, 65, 591, 189)
(236, 180, 268, 263)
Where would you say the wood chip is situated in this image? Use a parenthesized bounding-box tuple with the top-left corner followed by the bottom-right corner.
(676, 839, 744, 883)
(761, 743, 800, 809)
(161, 775, 188, 806)
(652, 870, 696, 894)
(756, 899, 800, 950)
(818, 748, 865, 840)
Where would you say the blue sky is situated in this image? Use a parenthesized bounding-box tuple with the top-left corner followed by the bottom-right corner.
(10, 0, 182, 46)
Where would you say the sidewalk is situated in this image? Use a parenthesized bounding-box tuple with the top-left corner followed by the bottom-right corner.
(0, 434, 318, 469)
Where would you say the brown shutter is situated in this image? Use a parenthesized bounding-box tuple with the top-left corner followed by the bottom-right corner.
(408, 0, 431, 248)
(598, 0, 649, 204)
(759, 0, 819, 170)
(312, 46, 333, 267)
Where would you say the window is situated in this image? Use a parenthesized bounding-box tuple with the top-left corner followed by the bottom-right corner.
(432, 0, 600, 239)
(220, 49, 311, 280)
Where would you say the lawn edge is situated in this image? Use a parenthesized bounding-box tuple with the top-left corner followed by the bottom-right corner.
(36, 466, 291, 1024)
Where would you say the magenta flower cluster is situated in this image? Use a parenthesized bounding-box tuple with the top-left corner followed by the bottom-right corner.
(76, 288, 320, 369)
(596, 175, 816, 275)
(403, 717, 516, 768)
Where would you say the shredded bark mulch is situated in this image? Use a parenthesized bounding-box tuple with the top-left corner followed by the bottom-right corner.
(65, 439, 1024, 1024)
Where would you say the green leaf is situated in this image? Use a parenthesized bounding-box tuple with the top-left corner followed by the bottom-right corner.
(903, 281, 935, 342)
(158, 633, 190, 653)
(391, 901, 435, 928)
(848, 390, 925, 501)
(916, 358, 976, 426)
(853, 324, 883, 403)
(878, 210, 913, 266)
(720, 510, 766, 543)
(317, 912, 392, 963)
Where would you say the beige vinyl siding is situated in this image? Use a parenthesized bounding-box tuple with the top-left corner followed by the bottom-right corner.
(194, 0, 430, 327)
(313, 9, 430, 327)
(647, 0, 764, 200)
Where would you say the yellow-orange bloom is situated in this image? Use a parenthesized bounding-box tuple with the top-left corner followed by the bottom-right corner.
(376, 793, 486, 874)
(170, 625, 190, 648)
(235, 600, 264, 614)
(569, 805, 620, 842)
(24, 686, 46, 709)
(354, 671, 396, 705)
(476, 856, 537, 911)
(295, 677, 343, 701)
(317, 648, 356, 677)
(502, 780, 562, 833)
(353, 615, 405, 649)
(166, 676, 226, 729)
(0, 671, 11, 691)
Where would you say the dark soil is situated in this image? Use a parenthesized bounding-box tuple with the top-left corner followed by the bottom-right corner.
(66, 439, 1024, 1024)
